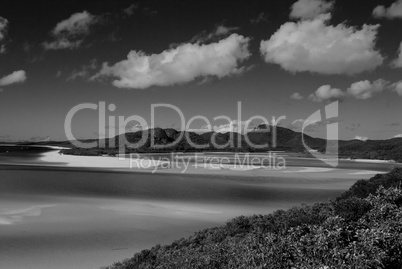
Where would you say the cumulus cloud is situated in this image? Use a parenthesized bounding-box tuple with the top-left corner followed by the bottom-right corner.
(0, 16, 9, 53)
(0, 70, 27, 87)
(308, 85, 345, 102)
(0, 16, 8, 40)
(347, 79, 389, 99)
(290, 92, 304, 100)
(392, 81, 402, 96)
(391, 42, 402, 68)
(394, 134, 402, 138)
(260, 14, 384, 75)
(189, 24, 240, 44)
(93, 33, 251, 89)
(307, 79, 400, 102)
(354, 135, 369, 141)
(43, 11, 99, 50)
(373, 0, 402, 19)
(290, 0, 334, 19)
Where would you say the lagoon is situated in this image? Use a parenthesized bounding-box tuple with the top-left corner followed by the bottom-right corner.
(0, 146, 396, 269)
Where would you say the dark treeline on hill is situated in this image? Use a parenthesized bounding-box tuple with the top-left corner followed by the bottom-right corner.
(103, 168, 402, 269)
(57, 124, 402, 162)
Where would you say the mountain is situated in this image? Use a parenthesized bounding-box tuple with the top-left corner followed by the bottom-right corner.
(55, 124, 402, 162)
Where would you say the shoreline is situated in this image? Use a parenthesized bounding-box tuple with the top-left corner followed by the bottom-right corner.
(35, 150, 391, 178)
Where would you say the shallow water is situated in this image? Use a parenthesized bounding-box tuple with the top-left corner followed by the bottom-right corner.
(0, 147, 396, 269)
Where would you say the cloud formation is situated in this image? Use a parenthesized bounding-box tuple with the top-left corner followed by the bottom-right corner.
(290, 0, 334, 19)
(347, 79, 389, 100)
(307, 79, 393, 102)
(43, 11, 98, 50)
(391, 42, 402, 68)
(189, 25, 240, 43)
(354, 135, 369, 141)
(123, 3, 139, 16)
(0, 16, 9, 53)
(308, 85, 345, 102)
(392, 81, 402, 96)
(0, 17, 8, 41)
(373, 0, 402, 19)
(0, 70, 27, 87)
(93, 33, 251, 89)
(260, 14, 384, 75)
(290, 92, 304, 100)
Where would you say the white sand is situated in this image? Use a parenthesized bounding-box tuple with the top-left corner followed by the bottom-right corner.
(349, 159, 395, 163)
(348, 171, 387, 175)
(39, 150, 169, 169)
(37, 150, 392, 179)
(282, 167, 335, 173)
(0, 204, 56, 225)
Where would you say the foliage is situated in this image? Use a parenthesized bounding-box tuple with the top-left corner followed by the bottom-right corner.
(103, 168, 402, 269)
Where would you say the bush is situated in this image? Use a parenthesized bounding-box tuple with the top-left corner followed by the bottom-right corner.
(103, 168, 402, 269)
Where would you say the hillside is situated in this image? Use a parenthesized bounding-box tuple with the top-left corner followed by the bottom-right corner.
(58, 125, 402, 162)
(103, 168, 402, 269)
(58, 125, 327, 155)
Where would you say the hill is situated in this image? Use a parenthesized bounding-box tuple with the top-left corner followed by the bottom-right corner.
(102, 167, 402, 269)
(57, 125, 402, 162)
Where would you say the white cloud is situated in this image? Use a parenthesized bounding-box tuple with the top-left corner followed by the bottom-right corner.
(354, 135, 369, 141)
(0, 16, 8, 40)
(391, 42, 402, 68)
(123, 3, 139, 16)
(392, 81, 402, 96)
(260, 14, 383, 75)
(308, 85, 345, 102)
(307, 79, 398, 102)
(394, 134, 402, 138)
(290, 92, 304, 100)
(347, 79, 389, 99)
(43, 11, 98, 50)
(213, 120, 253, 134)
(373, 0, 402, 19)
(0, 70, 27, 87)
(93, 33, 251, 89)
(0, 16, 9, 53)
(189, 24, 240, 43)
(290, 0, 334, 19)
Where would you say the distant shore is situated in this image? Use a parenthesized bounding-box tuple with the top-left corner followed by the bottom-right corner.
(36, 149, 392, 180)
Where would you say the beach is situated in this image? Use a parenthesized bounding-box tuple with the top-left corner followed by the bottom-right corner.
(0, 147, 397, 269)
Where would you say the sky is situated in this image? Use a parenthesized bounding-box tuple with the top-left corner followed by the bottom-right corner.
(0, 0, 402, 141)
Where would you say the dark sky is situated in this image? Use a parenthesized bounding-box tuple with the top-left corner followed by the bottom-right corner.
(0, 0, 401, 141)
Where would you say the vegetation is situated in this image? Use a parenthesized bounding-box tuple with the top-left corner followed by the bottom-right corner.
(51, 126, 402, 162)
(103, 167, 402, 269)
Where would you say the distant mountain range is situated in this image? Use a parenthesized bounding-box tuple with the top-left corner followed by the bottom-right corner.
(26, 124, 400, 162)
